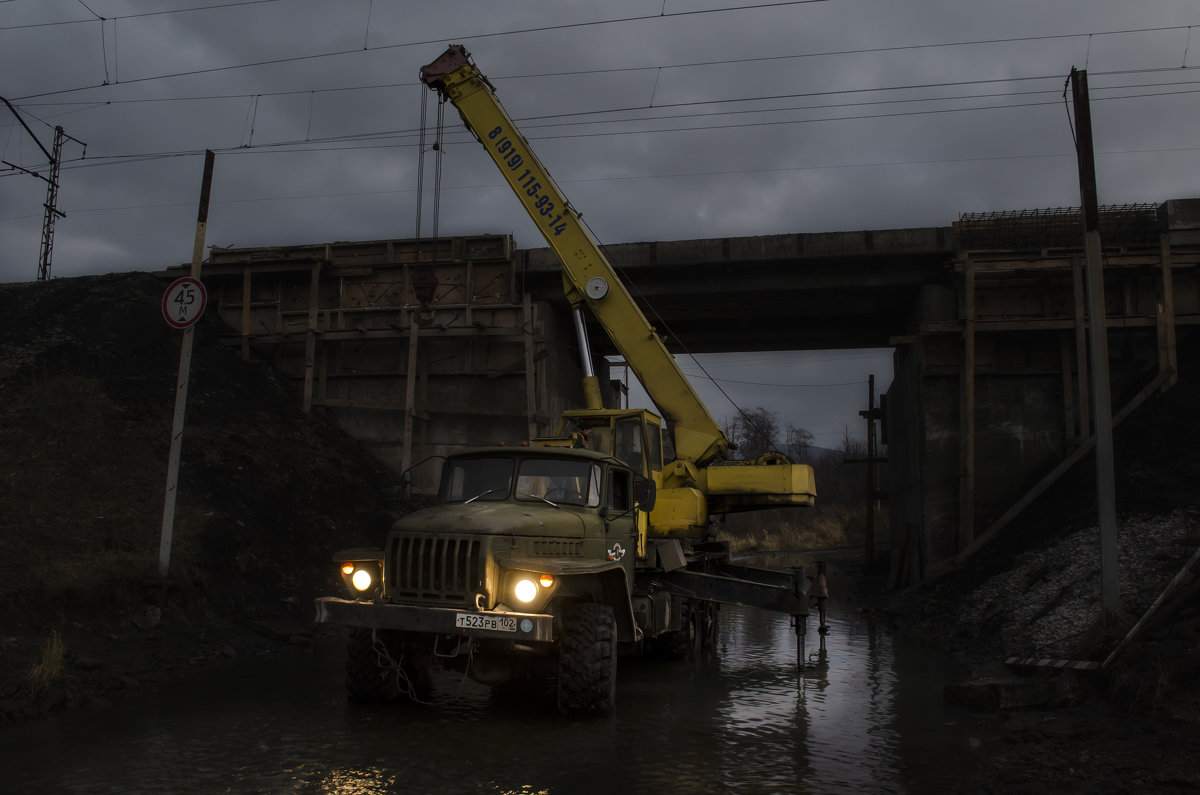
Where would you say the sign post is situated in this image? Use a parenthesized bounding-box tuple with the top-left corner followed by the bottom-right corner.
(159, 150, 215, 578)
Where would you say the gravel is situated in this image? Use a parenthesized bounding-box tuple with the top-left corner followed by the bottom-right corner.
(956, 509, 1199, 659)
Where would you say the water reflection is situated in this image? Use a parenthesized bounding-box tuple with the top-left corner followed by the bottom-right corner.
(0, 556, 983, 794)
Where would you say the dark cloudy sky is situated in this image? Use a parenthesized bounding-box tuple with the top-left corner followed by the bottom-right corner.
(3, 0, 1198, 446)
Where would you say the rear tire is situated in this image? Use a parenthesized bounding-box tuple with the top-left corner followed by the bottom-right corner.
(557, 602, 617, 717)
(700, 601, 719, 650)
(653, 599, 710, 660)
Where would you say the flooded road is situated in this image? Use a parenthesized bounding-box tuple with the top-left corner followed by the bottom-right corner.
(2, 559, 989, 794)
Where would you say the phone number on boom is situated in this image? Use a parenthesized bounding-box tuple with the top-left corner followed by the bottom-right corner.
(487, 126, 569, 237)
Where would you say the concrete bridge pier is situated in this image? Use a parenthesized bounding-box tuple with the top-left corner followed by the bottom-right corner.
(887, 205, 1200, 586)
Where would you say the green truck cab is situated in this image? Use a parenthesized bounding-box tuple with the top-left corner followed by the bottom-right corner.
(315, 445, 652, 717)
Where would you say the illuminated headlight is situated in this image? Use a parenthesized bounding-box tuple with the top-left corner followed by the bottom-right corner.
(514, 578, 538, 603)
(339, 561, 380, 593)
(506, 571, 555, 607)
(351, 568, 374, 591)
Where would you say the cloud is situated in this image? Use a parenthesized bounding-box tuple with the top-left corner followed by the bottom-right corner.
(3, 0, 1198, 437)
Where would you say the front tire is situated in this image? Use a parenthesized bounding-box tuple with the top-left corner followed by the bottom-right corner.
(345, 627, 401, 703)
(557, 602, 617, 717)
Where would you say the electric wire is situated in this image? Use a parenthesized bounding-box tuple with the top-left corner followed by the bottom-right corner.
(0, 0, 282, 31)
(7, 66, 1194, 164)
(8, 13, 1192, 102)
(7, 64, 1196, 176)
(4, 0, 1195, 206)
(0, 87, 1183, 176)
(26, 98, 1196, 181)
(13, 65, 1199, 116)
(7, 2, 831, 101)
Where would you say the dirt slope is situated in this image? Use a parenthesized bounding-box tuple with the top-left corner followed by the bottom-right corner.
(0, 272, 399, 719)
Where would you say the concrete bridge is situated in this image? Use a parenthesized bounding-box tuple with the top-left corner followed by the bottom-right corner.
(194, 199, 1200, 586)
(517, 227, 953, 352)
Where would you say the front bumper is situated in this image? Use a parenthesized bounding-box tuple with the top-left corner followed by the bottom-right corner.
(314, 597, 555, 642)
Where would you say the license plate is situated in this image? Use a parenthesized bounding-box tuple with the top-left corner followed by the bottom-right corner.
(454, 612, 517, 632)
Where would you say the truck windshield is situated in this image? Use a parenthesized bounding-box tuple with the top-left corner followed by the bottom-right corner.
(516, 459, 601, 508)
(439, 457, 514, 502)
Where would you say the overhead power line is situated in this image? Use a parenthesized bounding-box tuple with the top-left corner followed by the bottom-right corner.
(6, 64, 1195, 175)
(0, 0, 281, 31)
(9, 1, 831, 100)
(5, 105, 1195, 187)
(16, 65, 1199, 120)
(3, 11, 1198, 206)
(9, 14, 1193, 102)
(1, 141, 1194, 226)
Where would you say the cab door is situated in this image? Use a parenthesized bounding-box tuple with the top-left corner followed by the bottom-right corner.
(604, 465, 638, 588)
(614, 415, 660, 558)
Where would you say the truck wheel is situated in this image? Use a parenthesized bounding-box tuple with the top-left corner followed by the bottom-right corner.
(556, 602, 616, 717)
(654, 601, 702, 660)
(700, 602, 719, 650)
(345, 627, 401, 703)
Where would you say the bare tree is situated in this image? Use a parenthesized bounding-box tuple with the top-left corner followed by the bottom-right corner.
(722, 406, 780, 460)
(839, 425, 866, 460)
(784, 424, 814, 461)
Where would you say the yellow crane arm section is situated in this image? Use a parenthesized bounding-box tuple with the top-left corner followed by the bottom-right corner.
(420, 45, 729, 467)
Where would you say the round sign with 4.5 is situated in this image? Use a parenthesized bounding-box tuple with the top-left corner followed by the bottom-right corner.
(162, 277, 207, 329)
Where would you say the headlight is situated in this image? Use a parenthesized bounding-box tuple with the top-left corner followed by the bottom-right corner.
(511, 572, 556, 605)
(335, 553, 382, 596)
(351, 568, 374, 591)
(514, 578, 538, 603)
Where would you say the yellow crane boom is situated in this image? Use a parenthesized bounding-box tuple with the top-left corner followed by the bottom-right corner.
(420, 45, 814, 538)
(420, 45, 728, 467)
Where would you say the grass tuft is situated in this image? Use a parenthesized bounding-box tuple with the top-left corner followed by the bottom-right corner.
(718, 504, 886, 554)
(25, 630, 65, 696)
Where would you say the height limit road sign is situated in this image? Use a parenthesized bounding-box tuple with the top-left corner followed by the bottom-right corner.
(162, 276, 207, 329)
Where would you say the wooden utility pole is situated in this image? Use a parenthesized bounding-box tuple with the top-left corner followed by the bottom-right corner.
(1070, 68, 1121, 623)
(865, 375, 877, 567)
(851, 375, 887, 569)
(959, 256, 976, 550)
(159, 150, 215, 578)
(401, 319, 421, 473)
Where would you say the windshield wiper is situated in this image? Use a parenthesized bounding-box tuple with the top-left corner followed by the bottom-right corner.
(464, 487, 504, 504)
(517, 492, 559, 508)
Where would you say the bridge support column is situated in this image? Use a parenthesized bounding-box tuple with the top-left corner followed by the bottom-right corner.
(959, 256, 976, 551)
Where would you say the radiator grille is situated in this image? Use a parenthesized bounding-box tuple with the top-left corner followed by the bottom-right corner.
(388, 535, 483, 604)
(533, 539, 582, 557)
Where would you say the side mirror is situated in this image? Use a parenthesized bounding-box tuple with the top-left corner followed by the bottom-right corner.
(633, 475, 656, 512)
(401, 470, 413, 501)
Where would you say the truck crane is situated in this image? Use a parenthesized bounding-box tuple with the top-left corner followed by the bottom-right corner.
(418, 45, 816, 537)
(314, 45, 823, 717)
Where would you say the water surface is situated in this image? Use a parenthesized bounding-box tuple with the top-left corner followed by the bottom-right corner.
(1, 557, 988, 794)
